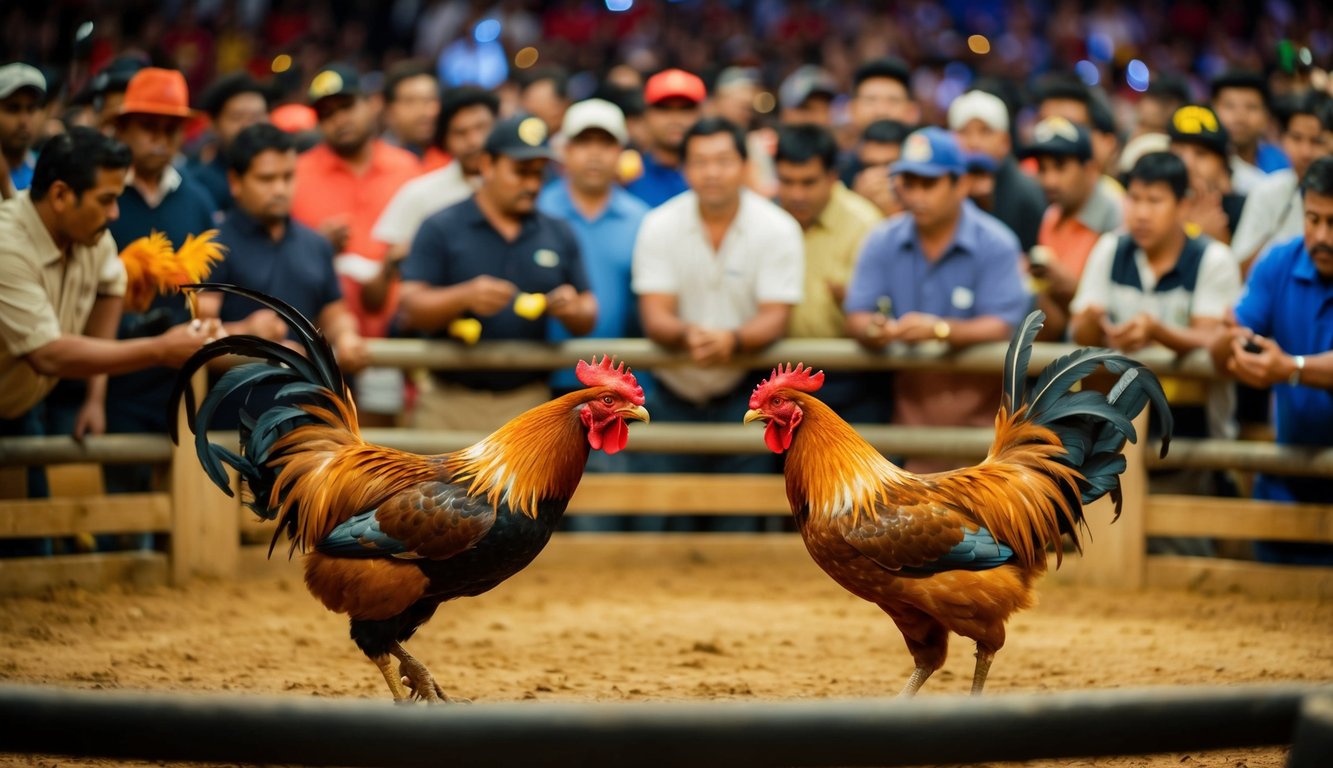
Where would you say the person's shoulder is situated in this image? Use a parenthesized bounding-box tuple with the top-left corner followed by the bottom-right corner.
(1199, 238, 1237, 270)
(1250, 168, 1298, 198)
(834, 184, 884, 229)
(419, 195, 476, 232)
(1253, 234, 1305, 273)
(610, 186, 651, 219)
(177, 173, 218, 212)
(966, 203, 1022, 254)
(373, 140, 424, 172)
(641, 191, 695, 226)
(742, 189, 801, 232)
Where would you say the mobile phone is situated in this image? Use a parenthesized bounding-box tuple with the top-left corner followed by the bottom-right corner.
(1243, 338, 1263, 354)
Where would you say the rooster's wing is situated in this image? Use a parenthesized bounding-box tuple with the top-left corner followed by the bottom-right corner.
(315, 480, 497, 560)
(843, 497, 1016, 574)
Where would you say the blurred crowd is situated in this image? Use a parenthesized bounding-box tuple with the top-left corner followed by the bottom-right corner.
(2, 0, 1332, 564)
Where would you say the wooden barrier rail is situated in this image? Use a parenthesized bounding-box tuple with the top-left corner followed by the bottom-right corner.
(2, 340, 1330, 598)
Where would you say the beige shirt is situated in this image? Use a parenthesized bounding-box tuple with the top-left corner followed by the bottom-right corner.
(788, 183, 882, 338)
(0, 192, 126, 419)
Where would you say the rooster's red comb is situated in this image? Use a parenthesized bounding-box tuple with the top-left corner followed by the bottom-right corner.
(750, 363, 825, 404)
(576, 356, 645, 405)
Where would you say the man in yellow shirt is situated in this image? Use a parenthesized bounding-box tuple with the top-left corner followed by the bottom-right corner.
(773, 123, 885, 419)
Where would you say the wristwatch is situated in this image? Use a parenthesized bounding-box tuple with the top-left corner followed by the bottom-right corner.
(1289, 355, 1306, 386)
(933, 320, 952, 341)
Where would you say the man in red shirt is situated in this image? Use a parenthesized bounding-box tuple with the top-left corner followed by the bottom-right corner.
(292, 63, 420, 425)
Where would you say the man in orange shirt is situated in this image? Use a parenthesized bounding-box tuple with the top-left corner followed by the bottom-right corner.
(292, 63, 420, 424)
(1026, 116, 1122, 339)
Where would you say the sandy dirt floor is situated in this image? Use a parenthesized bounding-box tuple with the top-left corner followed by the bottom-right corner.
(0, 534, 1330, 767)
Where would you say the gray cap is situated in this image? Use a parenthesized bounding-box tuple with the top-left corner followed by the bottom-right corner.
(779, 65, 838, 109)
(0, 63, 46, 100)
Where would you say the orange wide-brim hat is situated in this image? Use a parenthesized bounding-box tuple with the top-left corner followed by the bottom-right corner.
(118, 67, 195, 119)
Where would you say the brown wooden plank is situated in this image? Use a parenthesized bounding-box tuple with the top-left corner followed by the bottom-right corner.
(1058, 412, 1149, 589)
(170, 372, 241, 584)
(1147, 495, 1333, 542)
(1146, 555, 1333, 600)
(0, 493, 170, 537)
(0, 551, 168, 596)
(567, 474, 789, 515)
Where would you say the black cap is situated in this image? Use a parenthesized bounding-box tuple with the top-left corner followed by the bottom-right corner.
(1024, 115, 1093, 161)
(308, 63, 361, 107)
(483, 115, 553, 161)
(199, 72, 271, 118)
(90, 55, 149, 97)
(1168, 104, 1229, 158)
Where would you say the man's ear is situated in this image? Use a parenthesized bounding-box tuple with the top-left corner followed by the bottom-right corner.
(47, 179, 75, 214)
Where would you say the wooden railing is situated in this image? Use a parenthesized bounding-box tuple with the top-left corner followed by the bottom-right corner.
(2, 338, 1330, 598)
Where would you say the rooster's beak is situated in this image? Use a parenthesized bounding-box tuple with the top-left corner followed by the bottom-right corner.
(619, 405, 650, 423)
(743, 409, 767, 424)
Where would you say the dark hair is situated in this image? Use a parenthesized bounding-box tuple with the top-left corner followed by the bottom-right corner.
(433, 86, 500, 149)
(1086, 88, 1118, 138)
(862, 118, 911, 145)
(383, 61, 437, 105)
(1034, 73, 1092, 110)
(1301, 155, 1333, 199)
(520, 66, 569, 99)
(593, 82, 645, 118)
(226, 123, 296, 176)
(1145, 74, 1192, 106)
(1210, 70, 1270, 108)
(30, 126, 132, 202)
(199, 72, 271, 119)
(853, 57, 911, 96)
(1274, 89, 1333, 134)
(680, 116, 747, 161)
(775, 124, 838, 170)
(1126, 151, 1189, 200)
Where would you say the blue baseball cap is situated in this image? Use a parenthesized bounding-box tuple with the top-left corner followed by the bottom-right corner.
(890, 126, 966, 178)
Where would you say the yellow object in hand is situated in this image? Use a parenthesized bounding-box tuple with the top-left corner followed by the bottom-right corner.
(513, 292, 547, 320)
(448, 318, 482, 345)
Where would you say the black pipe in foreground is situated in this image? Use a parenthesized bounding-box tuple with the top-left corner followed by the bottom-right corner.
(0, 683, 1323, 767)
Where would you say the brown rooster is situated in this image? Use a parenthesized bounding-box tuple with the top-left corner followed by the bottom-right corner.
(743, 311, 1171, 695)
(171, 284, 648, 703)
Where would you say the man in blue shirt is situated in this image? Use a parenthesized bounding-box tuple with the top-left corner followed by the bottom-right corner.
(1213, 156, 1333, 565)
(624, 69, 704, 207)
(399, 115, 597, 431)
(845, 127, 1031, 473)
(0, 63, 46, 195)
(188, 72, 271, 211)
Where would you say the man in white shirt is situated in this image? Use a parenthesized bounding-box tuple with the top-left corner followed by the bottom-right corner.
(1230, 90, 1332, 270)
(632, 117, 803, 526)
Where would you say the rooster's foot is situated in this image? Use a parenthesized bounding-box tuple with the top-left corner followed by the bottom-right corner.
(392, 643, 470, 705)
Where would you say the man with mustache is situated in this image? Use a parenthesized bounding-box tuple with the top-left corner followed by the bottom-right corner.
(0, 63, 47, 198)
(398, 115, 596, 431)
(1212, 155, 1333, 565)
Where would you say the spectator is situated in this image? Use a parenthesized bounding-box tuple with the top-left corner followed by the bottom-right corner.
(845, 127, 1030, 474)
(1168, 105, 1246, 246)
(846, 57, 918, 140)
(1027, 116, 1123, 339)
(1210, 70, 1290, 190)
(1230, 90, 1332, 270)
(292, 63, 421, 426)
(774, 123, 885, 420)
(189, 72, 271, 210)
(398, 115, 596, 430)
(625, 68, 705, 207)
(539, 99, 651, 532)
(778, 65, 838, 127)
(380, 61, 441, 163)
(632, 117, 803, 528)
(1135, 74, 1192, 139)
(1034, 76, 1124, 196)
(519, 66, 571, 137)
(199, 123, 368, 424)
(88, 55, 148, 132)
(709, 67, 760, 131)
(1211, 156, 1333, 565)
(0, 64, 46, 197)
(0, 129, 214, 553)
(1070, 152, 1240, 449)
(366, 86, 498, 312)
(949, 89, 1046, 252)
(842, 118, 908, 217)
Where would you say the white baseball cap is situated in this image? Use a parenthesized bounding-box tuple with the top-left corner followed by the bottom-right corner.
(948, 90, 1008, 133)
(559, 99, 629, 146)
(0, 63, 46, 100)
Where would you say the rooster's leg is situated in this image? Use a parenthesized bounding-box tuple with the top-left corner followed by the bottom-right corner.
(970, 648, 995, 695)
(898, 665, 935, 697)
(391, 642, 470, 704)
(372, 654, 411, 702)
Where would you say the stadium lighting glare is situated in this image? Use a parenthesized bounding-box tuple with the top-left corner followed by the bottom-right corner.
(1127, 59, 1150, 92)
(753, 91, 776, 114)
(515, 47, 539, 69)
(271, 54, 293, 74)
(474, 19, 502, 44)
(606, 0, 634, 10)
(967, 35, 991, 55)
(1075, 59, 1100, 86)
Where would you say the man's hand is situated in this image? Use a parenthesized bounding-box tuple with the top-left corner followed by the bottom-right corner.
(72, 398, 106, 443)
(826, 280, 847, 306)
(158, 318, 224, 367)
(893, 311, 944, 343)
(467, 275, 519, 316)
(1228, 333, 1296, 388)
(683, 325, 736, 366)
(318, 217, 351, 253)
(853, 166, 898, 216)
(243, 309, 289, 341)
(1102, 312, 1155, 352)
(333, 331, 371, 374)
(545, 284, 580, 322)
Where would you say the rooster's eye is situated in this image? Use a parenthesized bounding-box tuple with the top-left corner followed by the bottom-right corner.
(771, 396, 784, 407)
(602, 395, 614, 405)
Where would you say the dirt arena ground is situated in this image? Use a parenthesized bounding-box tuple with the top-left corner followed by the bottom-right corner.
(1, 534, 1330, 767)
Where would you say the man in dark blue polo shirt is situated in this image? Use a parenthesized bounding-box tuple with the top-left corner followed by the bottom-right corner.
(1214, 156, 1333, 565)
(398, 115, 597, 431)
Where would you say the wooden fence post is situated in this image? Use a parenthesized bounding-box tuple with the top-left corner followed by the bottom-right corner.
(169, 370, 239, 584)
(1059, 411, 1148, 589)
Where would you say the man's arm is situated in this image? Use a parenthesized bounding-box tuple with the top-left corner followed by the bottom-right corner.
(24, 324, 213, 378)
(546, 284, 598, 337)
(397, 276, 518, 332)
(1070, 305, 1108, 346)
(1227, 333, 1333, 389)
(317, 300, 370, 374)
(361, 245, 407, 313)
(638, 293, 689, 348)
(70, 295, 122, 439)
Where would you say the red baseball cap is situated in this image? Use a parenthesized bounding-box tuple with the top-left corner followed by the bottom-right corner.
(644, 68, 705, 106)
(119, 67, 194, 119)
